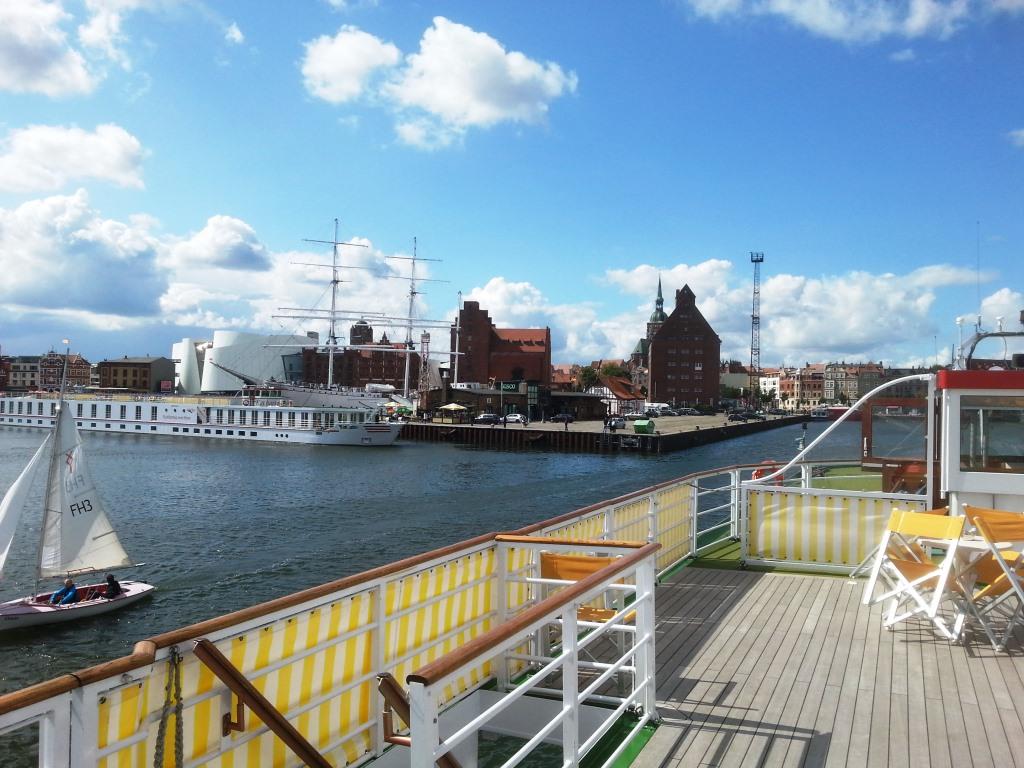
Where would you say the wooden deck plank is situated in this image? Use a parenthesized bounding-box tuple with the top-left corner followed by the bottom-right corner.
(669, 573, 800, 765)
(644, 566, 1024, 768)
(660, 571, 794, 764)
(708, 577, 820, 768)
(763, 579, 849, 768)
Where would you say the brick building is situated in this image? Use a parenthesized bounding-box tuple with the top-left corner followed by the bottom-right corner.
(0, 357, 9, 390)
(6, 356, 41, 391)
(97, 357, 175, 392)
(301, 323, 420, 392)
(643, 284, 721, 406)
(39, 351, 91, 390)
(450, 301, 551, 386)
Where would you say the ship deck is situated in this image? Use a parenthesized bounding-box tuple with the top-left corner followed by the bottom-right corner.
(639, 556, 1024, 768)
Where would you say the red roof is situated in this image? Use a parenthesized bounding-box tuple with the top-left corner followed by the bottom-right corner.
(600, 375, 644, 400)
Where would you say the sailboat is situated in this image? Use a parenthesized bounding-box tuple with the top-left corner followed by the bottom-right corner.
(0, 354, 154, 630)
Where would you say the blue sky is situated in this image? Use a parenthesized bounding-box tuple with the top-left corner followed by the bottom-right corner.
(0, 0, 1021, 369)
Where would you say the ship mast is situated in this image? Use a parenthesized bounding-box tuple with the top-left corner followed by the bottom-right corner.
(295, 219, 367, 386)
(386, 238, 444, 398)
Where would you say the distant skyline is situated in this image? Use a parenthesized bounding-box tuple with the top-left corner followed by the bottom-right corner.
(1, 1, 1021, 369)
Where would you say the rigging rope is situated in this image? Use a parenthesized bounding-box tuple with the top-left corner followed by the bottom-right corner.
(153, 647, 184, 768)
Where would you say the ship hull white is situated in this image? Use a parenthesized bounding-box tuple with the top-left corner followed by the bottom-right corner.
(0, 394, 404, 447)
(0, 581, 155, 631)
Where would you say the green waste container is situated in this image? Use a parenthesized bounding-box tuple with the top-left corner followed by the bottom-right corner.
(633, 419, 656, 434)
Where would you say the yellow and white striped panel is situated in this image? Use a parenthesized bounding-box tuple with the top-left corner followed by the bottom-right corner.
(384, 547, 497, 708)
(542, 512, 606, 541)
(655, 485, 692, 570)
(99, 589, 379, 768)
(611, 498, 650, 545)
(747, 490, 927, 567)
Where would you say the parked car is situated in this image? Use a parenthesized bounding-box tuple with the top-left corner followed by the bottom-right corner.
(623, 411, 646, 420)
(727, 412, 749, 422)
(658, 408, 679, 416)
(679, 407, 701, 416)
(505, 413, 528, 424)
(473, 413, 500, 424)
(549, 413, 575, 423)
(608, 416, 626, 430)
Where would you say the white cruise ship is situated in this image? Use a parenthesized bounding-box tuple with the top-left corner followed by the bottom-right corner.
(0, 383, 403, 446)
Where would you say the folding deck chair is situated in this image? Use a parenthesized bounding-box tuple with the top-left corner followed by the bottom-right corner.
(863, 510, 965, 638)
(963, 506, 1024, 650)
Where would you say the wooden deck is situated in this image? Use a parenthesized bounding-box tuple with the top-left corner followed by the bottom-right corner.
(637, 565, 1024, 768)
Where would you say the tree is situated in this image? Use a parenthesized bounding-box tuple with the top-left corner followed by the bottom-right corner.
(579, 366, 599, 391)
(600, 362, 629, 378)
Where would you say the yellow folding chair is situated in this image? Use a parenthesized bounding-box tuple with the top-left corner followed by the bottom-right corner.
(965, 506, 1024, 650)
(863, 510, 965, 638)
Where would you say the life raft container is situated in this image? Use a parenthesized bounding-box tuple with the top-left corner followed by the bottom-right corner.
(751, 460, 782, 485)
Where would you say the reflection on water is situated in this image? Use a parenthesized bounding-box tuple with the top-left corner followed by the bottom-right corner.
(0, 421, 857, 696)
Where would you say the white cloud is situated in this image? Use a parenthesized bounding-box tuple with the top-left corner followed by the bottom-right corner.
(384, 17, 578, 147)
(0, 0, 95, 96)
(684, 0, 982, 42)
(301, 18, 577, 149)
(167, 216, 273, 271)
(0, 124, 145, 193)
(0, 190, 165, 318)
(890, 47, 916, 61)
(1008, 129, 1024, 148)
(301, 25, 400, 104)
(225, 22, 243, 45)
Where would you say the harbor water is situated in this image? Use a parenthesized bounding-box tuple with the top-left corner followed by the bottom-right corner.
(0, 421, 858, 697)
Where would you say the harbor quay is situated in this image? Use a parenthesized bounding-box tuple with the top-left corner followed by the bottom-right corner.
(399, 413, 805, 454)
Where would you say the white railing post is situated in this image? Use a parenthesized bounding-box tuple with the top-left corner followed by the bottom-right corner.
(801, 463, 813, 488)
(69, 686, 97, 768)
(372, 583, 387, 757)
(730, 468, 742, 541)
(648, 492, 659, 545)
(495, 543, 510, 692)
(562, 607, 580, 767)
(408, 680, 439, 768)
(41, 699, 72, 768)
(690, 480, 699, 556)
(634, 557, 658, 718)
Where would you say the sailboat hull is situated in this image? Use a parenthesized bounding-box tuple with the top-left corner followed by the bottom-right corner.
(0, 580, 155, 631)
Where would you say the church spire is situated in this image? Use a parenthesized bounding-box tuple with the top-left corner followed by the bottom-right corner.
(649, 275, 667, 323)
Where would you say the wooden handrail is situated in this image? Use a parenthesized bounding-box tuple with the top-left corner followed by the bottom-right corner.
(406, 541, 660, 687)
(192, 639, 331, 768)
(377, 673, 462, 768)
(494, 534, 647, 548)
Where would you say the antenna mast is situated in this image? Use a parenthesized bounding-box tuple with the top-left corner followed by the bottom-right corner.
(749, 252, 764, 408)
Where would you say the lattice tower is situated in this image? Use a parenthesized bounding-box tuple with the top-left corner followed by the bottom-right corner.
(749, 252, 764, 407)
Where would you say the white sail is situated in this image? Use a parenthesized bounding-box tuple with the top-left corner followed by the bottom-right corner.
(39, 404, 132, 578)
(0, 434, 51, 573)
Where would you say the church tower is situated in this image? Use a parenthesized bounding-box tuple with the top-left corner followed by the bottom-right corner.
(646, 276, 668, 342)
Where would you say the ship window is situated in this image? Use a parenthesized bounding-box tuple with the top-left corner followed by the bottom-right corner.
(250, 431, 257, 437)
(120, 405, 126, 418)
(275, 412, 283, 427)
(288, 412, 295, 427)
(216, 409, 223, 424)
(960, 396, 1024, 474)
(0, 402, 4, 414)
(238, 411, 246, 425)
(301, 412, 309, 428)
(263, 411, 270, 426)
(227, 410, 234, 424)
(172, 427, 179, 432)
(77, 403, 82, 416)
(90, 404, 97, 417)
(150, 406, 157, 421)
(105, 404, 111, 418)
(37, 402, 43, 415)
(135, 405, 142, 420)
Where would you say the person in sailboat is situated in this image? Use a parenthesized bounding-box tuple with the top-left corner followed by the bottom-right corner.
(49, 578, 79, 605)
(103, 574, 122, 599)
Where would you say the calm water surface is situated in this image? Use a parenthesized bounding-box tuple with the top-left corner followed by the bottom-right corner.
(0, 422, 857, 695)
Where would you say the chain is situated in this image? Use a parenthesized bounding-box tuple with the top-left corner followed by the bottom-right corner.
(153, 648, 183, 768)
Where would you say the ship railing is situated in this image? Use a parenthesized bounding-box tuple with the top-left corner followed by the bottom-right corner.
(403, 536, 660, 768)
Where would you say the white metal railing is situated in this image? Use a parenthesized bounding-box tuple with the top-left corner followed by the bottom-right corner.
(405, 537, 659, 768)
